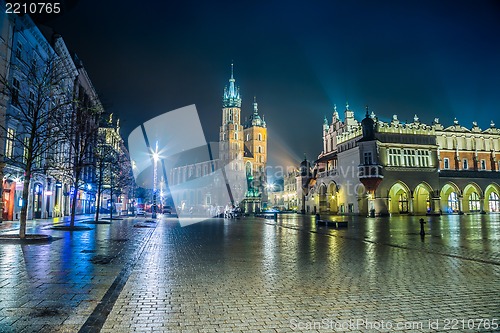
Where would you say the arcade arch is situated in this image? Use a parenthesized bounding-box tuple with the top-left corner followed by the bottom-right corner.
(440, 182, 461, 213)
(388, 181, 411, 214)
(413, 182, 433, 215)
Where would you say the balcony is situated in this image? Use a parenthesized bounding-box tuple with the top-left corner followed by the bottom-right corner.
(358, 165, 384, 179)
(317, 169, 338, 179)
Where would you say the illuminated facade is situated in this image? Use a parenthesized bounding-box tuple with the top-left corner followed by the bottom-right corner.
(170, 64, 268, 214)
(97, 115, 132, 215)
(268, 169, 299, 211)
(1, 13, 58, 220)
(0, 12, 105, 220)
(303, 103, 500, 216)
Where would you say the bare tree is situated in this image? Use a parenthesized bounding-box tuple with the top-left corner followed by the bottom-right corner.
(94, 118, 134, 222)
(110, 146, 134, 219)
(93, 130, 112, 222)
(0, 53, 72, 238)
(56, 91, 102, 228)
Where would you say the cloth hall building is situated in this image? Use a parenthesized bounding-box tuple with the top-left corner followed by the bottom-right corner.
(300, 104, 500, 216)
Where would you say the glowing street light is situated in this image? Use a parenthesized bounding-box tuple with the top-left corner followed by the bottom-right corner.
(152, 141, 159, 219)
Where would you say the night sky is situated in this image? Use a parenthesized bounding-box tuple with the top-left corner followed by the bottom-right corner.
(44, 0, 500, 169)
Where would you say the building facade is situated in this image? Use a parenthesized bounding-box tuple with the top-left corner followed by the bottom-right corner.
(268, 169, 299, 211)
(303, 103, 500, 216)
(97, 115, 132, 215)
(0, 10, 115, 221)
(169, 64, 268, 214)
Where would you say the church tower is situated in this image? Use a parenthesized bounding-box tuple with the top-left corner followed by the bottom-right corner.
(219, 63, 244, 172)
(243, 96, 267, 210)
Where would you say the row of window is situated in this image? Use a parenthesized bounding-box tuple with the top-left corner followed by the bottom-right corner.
(222, 132, 265, 142)
(387, 148, 431, 167)
(395, 192, 500, 213)
(442, 158, 497, 171)
(447, 192, 500, 212)
(442, 136, 500, 152)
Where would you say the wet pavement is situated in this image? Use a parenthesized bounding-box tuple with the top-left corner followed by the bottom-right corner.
(0, 214, 499, 332)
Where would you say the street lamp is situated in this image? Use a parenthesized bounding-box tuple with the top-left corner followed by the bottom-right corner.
(152, 141, 159, 218)
(266, 182, 275, 192)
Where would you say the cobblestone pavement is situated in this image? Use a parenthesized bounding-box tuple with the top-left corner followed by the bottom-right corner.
(1, 214, 499, 332)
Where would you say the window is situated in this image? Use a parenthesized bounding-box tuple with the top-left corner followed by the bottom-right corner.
(463, 159, 468, 170)
(12, 78, 20, 106)
(417, 150, 430, 167)
(5, 128, 15, 158)
(258, 133, 262, 141)
(469, 192, 480, 212)
(448, 192, 459, 212)
(23, 137, 29, 163)
(234, 132, 238, 140)
(481, 160, 486, 170)
(398, 193, 409, 213)
(348, 203, 354, 213)
(403, 149, 415, 167)
(489, 192, 500, 212)
(35, 153, 42, 169)
(363, 152, 372, 165)
(15, 43, 22, 59)
(443, 158, 450, 169)
(257, 146, 262, 153)
(28, 91, 35, 113)
(246, 134, 250, 141)
(388, 148, 401, 166)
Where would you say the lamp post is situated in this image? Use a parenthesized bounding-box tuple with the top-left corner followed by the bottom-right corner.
(152, 141, 159, 219)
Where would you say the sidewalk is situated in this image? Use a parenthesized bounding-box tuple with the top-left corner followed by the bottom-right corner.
(0, 214, 96, 234)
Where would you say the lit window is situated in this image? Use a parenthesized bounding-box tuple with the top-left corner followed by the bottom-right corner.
(469, 192, 480, 212)
(489, 192, 500, 212)
(398, 193, 408, 213)
(448, 192, 459, 212)
(23, 137, 29, 163)
(5, 128, 15, 158)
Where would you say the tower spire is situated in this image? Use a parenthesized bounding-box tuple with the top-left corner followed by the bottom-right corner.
(253, 96, 258, 114)
(223, 62, 241, 107)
